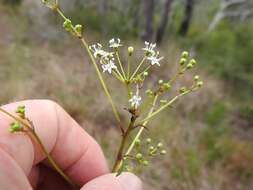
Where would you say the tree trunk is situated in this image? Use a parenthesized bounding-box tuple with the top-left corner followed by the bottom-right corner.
(179, 0, 194, 36)
(155, 0, 173, 44)
(141, 0, 155, 41)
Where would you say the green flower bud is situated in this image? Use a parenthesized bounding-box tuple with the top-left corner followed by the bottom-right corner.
(186, 63, 193, 69)
(146, 138, 152, 144)
(197, 81, 203, 87)
(143, 71, 148, 77)
(149, 146, 154, 151)
(75, 24, 82, 36)
(157, 143, 163, 148)
(16, 105, 25, 119)
(42, 0, 49, 4)
(158, 79, 164, 85)
(9, 122, 23, 133)
(160, 150, 167, 155)
(143, 160, 149, 166)
(63, 19, 72, 32)
(194, 75, 200, 81)
(179, 87, 187, 94)
(135, 139, 141, 146)
(181, 51, 189, 58)
(189, 59, 197, 66)
(179, 58, 187, 65)
(163, 83, 171, 90)
(128, 46, 134, 56)
(136, 153, 143, 160)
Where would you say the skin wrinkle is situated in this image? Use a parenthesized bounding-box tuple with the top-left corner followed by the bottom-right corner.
(43, 100, 60, 162)
(63, 137, 90, 172)
(48, 102, 95, 171)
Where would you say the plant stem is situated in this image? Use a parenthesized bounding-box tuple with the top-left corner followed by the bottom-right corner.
(130, 57, 146, 81)
(139, 90, 191, 124)
(125, 95, 158, 156)
(116, 51, 126, 80)
(0, 108, 78, 189)
(127, 56, 131, 80)
(56, 8, 122, 129)
(112, 112, 137, 172)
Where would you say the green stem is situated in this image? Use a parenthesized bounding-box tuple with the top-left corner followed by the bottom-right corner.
(112, 113, 137, 173)
(125, 95, 158, 156)
(139, 90, 191, 124)
(0, 108, 77, 189)
(127, 56, 131, 80)
(116, 51, 126, 80)
(56, 8, 122, 127)
(130, 57, 146, 81)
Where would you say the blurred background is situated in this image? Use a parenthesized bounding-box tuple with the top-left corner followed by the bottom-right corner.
(0, 0, 252, 189)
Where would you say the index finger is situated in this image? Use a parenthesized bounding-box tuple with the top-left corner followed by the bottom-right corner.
(0, 99, 108, 186)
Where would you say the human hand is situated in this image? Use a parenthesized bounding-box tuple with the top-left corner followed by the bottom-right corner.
(0, 100, 142, 190)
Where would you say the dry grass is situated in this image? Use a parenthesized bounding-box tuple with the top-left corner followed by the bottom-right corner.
(0, 3, 252, 190)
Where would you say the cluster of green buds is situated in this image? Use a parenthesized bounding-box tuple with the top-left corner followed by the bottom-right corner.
(9, 122, 23, 133)
(128, 138, 167, 169)
(15, 105, 25, 119)
(8, 105, 26, 133)
(62, 19, 83, 38)
(146, 138, 167, 157)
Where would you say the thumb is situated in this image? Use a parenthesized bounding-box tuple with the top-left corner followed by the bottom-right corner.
(80, 172, 142, 190)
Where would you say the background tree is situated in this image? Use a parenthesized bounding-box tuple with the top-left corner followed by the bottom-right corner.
(141, 0, 155, 41)
(208, 0, 253, 31)
(155, 0, 174, 44)
(178, 0, 195, 36)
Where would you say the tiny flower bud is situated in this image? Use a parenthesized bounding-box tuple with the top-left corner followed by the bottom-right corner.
(189, 59, 197, 66)
(194, 75, 200, 81)
(75, 24, 82, 36)
(16, 105, 25, 119)
(146, 138, 152, 144)
(181, 51, 189, 58)
(197, 81, 203, 87)
(149, 146, 154, 151)
(143, 160, 149, 166)
(135, 139, 141, 146)
(9, 122, 23, 133)
(136, 153, 143, 160)
(157, 143, 163, 148)
(163, 83, 171, 90)
(179, 87, 187, 94)
(42, 0, 48, 4)
(128, 46, 134, 56)
(63, 19, 72, 32)
(143, 71, 148, 76)
(158, 80, 164, 85)
(180, 58, 187, 65)
(160, 150, 167, 155)
(186, 63, 193, 69)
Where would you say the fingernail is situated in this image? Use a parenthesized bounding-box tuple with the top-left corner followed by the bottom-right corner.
(118, 172, 142, 190)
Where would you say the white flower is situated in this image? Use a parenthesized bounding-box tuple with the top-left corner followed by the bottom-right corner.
(147, 52, 164, 66)
(109, 38, 122, 48)
(102, 59, 117, 74)
(142, 41, 156, 56)
(129, 95, 142, 108)
(89, 43, 109, 58)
